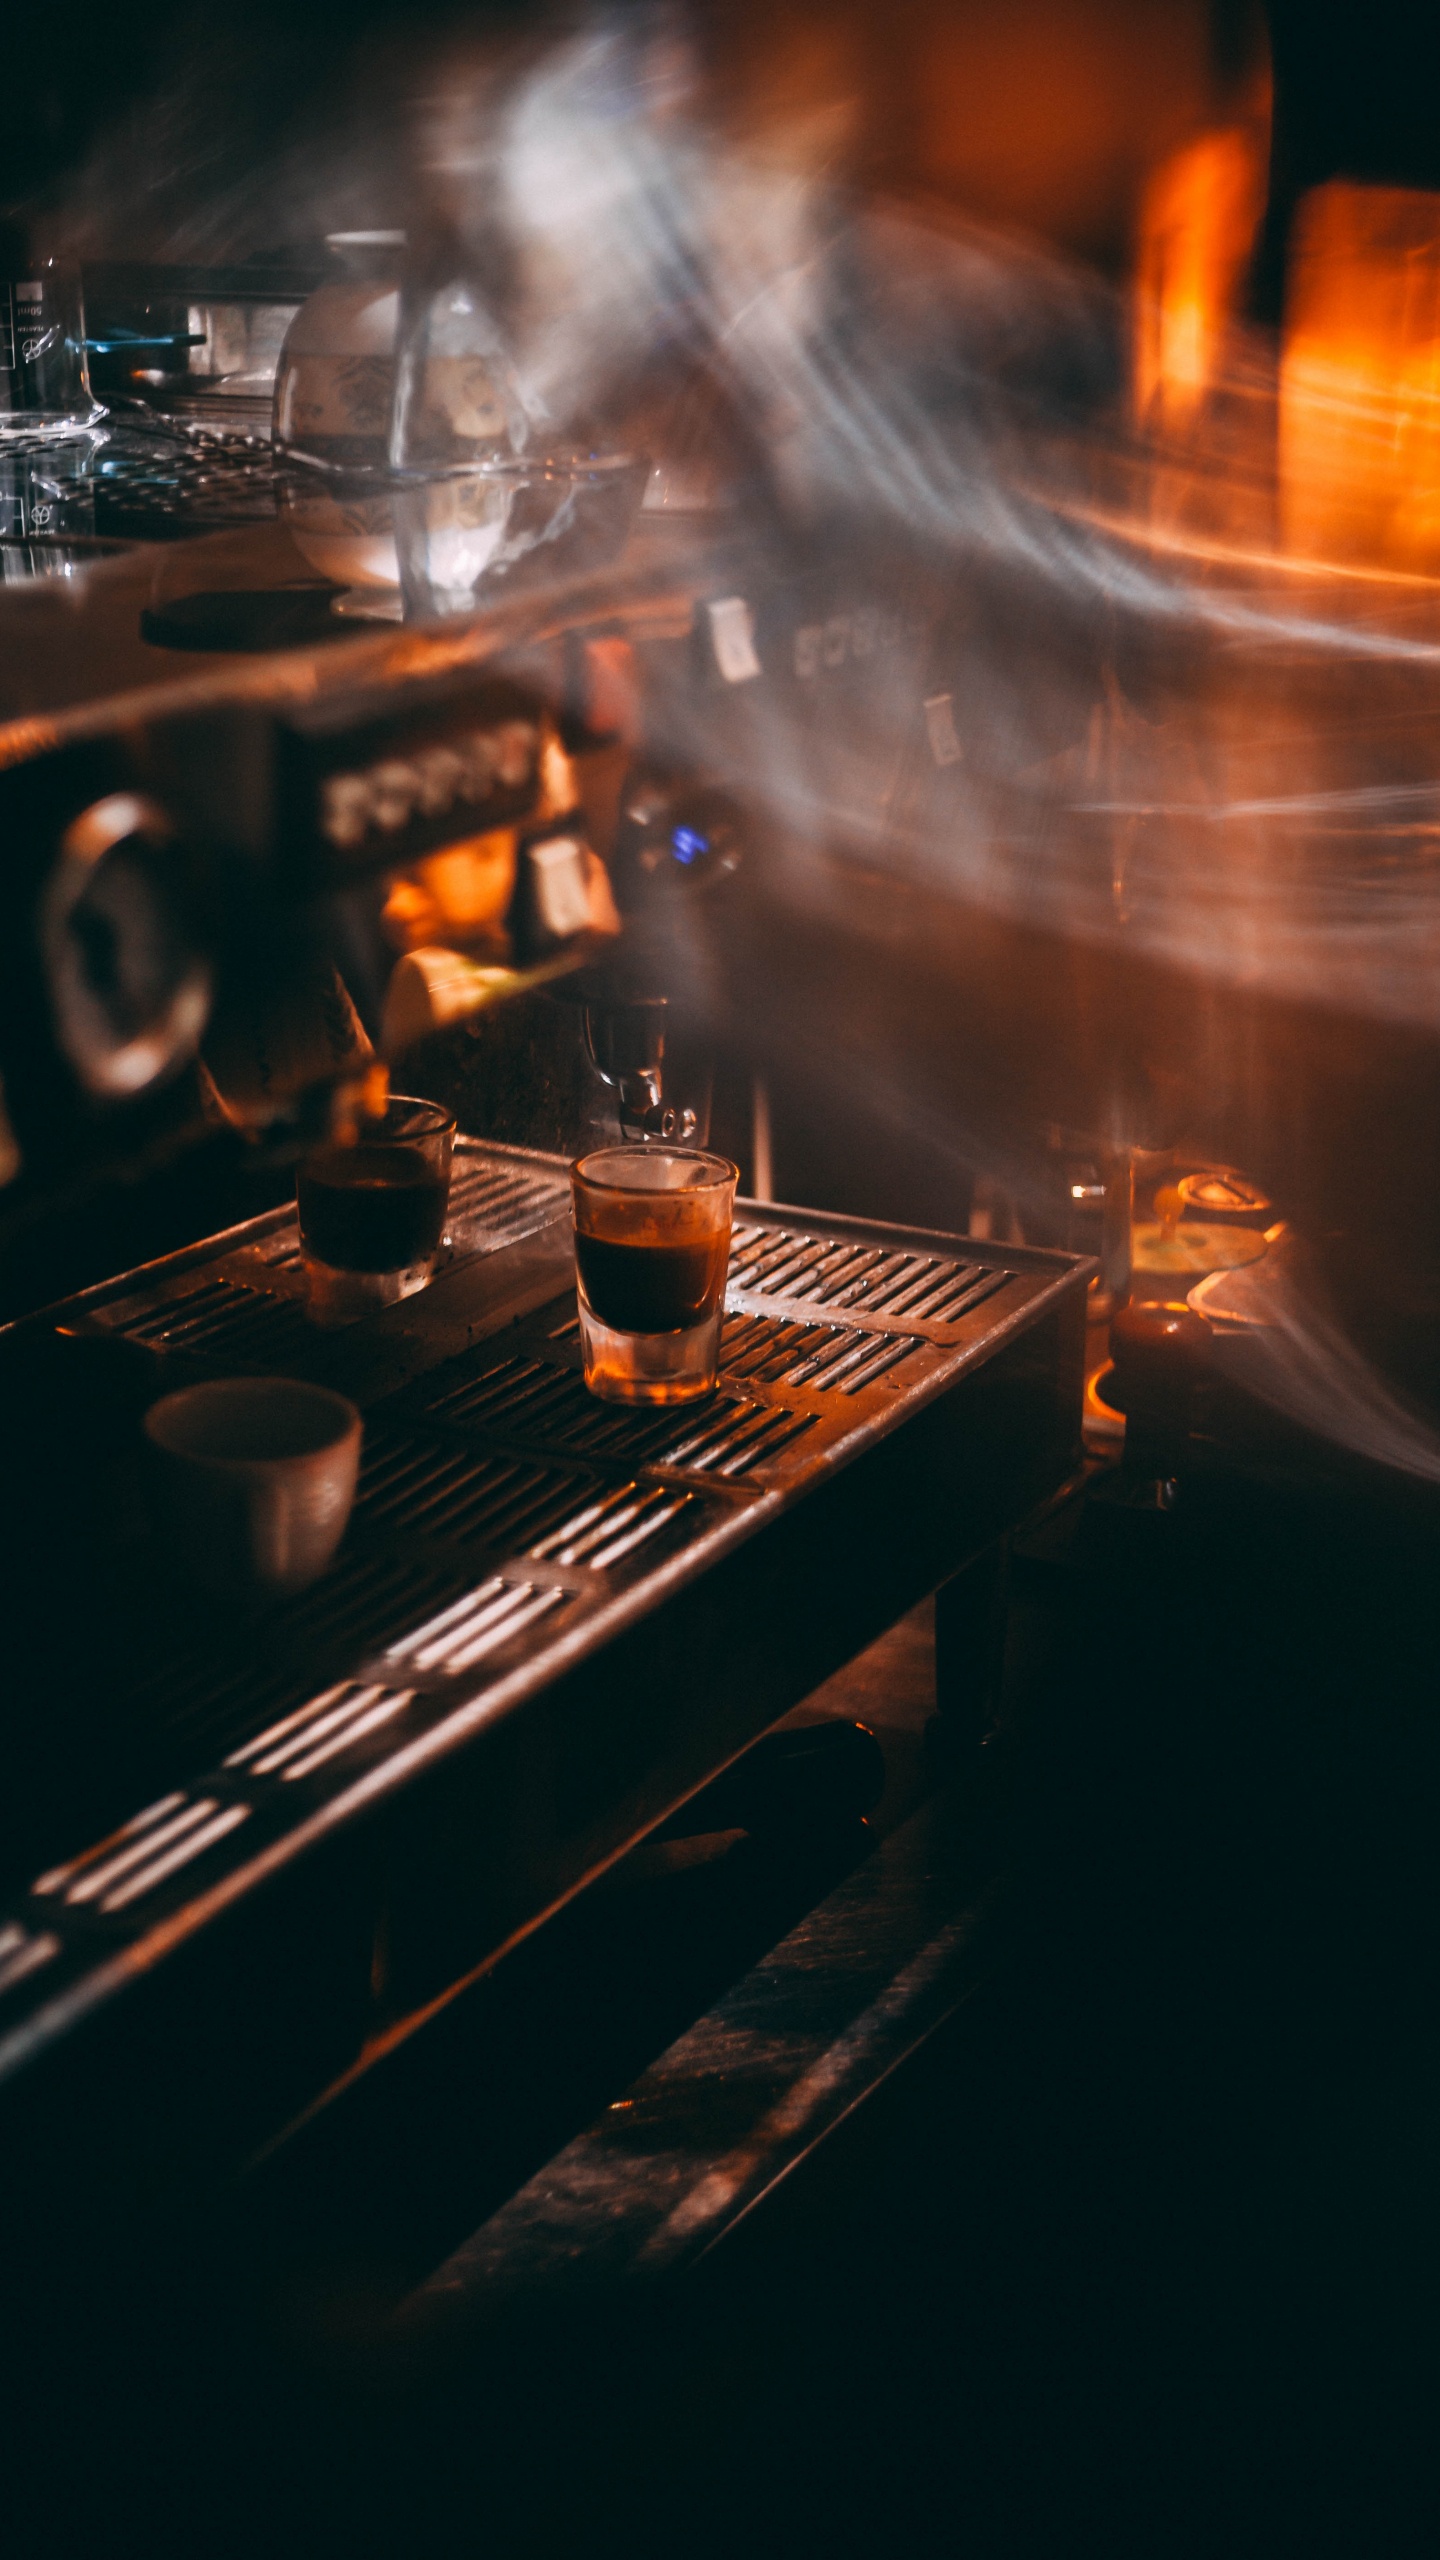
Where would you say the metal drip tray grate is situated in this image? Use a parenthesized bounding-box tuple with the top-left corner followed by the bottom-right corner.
(378, 1576, 569, 1681)
(106, 1274, 316, 1366)
(727, 1224, 1012, 1329)
(259, 1549, 468, 1660)
(526, 1482, 697, 1569)
(445, 1157, 566, 1244)
(414, 1349, 816, 1477)
(123, 1651, 321, 1763)
(86, 1141, 566, 1376)
(250, 1233, 306, 1273)
(33, 1792, 253, 1918)
(0, 1922, 61, 2003)
(357, 1428, 699, 1568)
(0, 1144, 1089, 2111)
(225, 1682, 422, 1784)
(358, 1433, 595, 1552)
(720, 1310, 920, 1393)
(113, 1551, 474, 1764)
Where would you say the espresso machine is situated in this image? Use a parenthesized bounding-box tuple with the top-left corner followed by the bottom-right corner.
(0, 454, 1097, 2333)
(0, 523, 751, 1308)
(6, 10, 1440, 2546)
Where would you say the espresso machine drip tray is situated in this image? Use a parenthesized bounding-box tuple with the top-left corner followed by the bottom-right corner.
(0, 1145, 1089, 2211)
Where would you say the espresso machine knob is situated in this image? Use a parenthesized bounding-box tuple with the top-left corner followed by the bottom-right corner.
(608, 776, 747, 916)
(41, 792, 211, 1101)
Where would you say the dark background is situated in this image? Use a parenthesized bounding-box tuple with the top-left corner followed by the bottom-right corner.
(8, 3, 1440, 273)
(4, 8, 1439, 2553)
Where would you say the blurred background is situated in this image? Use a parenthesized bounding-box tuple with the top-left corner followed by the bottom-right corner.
(11, 1, 1435, 278)
(5, 9, 1440, 2553)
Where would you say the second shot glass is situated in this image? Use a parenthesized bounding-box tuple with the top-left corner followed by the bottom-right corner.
(571, 1146, 738, 1405)
(297, 1093, 455, 1326)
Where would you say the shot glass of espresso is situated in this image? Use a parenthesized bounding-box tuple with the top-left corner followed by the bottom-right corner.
(297, 1094, 455, 1326)
(572, 1145, 738, 1405)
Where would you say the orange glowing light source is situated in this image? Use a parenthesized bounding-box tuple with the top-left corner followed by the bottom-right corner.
(1281, 184, 1440, 573)
(382, 830, 519, 957)
(1134, 123, 1268, 430)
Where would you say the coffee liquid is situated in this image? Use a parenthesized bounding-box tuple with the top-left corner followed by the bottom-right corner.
(575, 1230, 727, 1333)
(298, 1144, 448, 1273)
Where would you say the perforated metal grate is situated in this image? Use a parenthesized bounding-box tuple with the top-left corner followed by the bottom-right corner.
(114, 1552, 467, 1765)
(356, 1433, 696, 1566)
(94, 1148, 563, 1365)
(0, 1921, 60, 2002)
(527, 1481, 696, 1569)
(32, 1793, 252, 1916)
(727, 1225, 1011, 1325)
(0, 1142, 1082, 2059)
(250, 1232, 305, 1273)
(359, 1432, 594, 1552)
(358, 1427, 698, 1568)
(29, 1569, 582, 1921)
(109, 1275, 315, 1366)
(416, 1352, 816, 1476)
(379, 1576, 569, 1679)
(94, 429, 280, 537)
(271, 1551, 471, 1660)
(225, 1681, 419, 1783)
(445, 1157, 566, 1245)
(720, 1310, 920, 1393)
(123, 1650, 320, 1762)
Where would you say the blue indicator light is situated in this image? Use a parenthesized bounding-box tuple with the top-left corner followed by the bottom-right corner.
(672, 826, 706, 865)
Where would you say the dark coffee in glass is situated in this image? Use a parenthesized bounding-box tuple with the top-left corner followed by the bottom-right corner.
(297, 1094, 455, 1326)
(571, 1146, 738, 1405)
(573, 1231, 729, 1335)
(298, 1143, 449, 1273)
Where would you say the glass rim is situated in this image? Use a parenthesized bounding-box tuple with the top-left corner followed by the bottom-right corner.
(359, 1093, 456, 1138)
(285, 449, 644, 490)
(572, 1144, 738, 1194)
(390, 450, 645, 488)
(144, 1376, 359, 1465)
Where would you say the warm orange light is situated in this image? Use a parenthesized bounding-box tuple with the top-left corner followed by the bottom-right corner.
(1134, 125, 1268, 430)
(1281, 184, 1440, 573)
(382, 831, 519, 956)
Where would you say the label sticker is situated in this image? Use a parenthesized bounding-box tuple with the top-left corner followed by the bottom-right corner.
(529, 835, 593, 938)
(708, 596, 761, 685)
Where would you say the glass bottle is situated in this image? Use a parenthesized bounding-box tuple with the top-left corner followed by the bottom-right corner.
(273, 232, 406, 599)
(0, 247, 104, 441)
(388, 225, 526, 475)
(387, 224, 533, 617)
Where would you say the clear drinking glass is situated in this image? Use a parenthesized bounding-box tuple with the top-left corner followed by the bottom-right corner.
(391, 452, 650, 618)
(0, 437, 98, 543)
(0, 258, 104, 439)
(386, 249, 646, 619)
(572, 1145, 738, 1406)
(296, 1094, 455, 1326)
(273, 230, 406, 613)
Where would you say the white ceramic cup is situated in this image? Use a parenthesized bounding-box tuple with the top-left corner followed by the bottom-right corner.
(144, 1378, 362, 1603)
